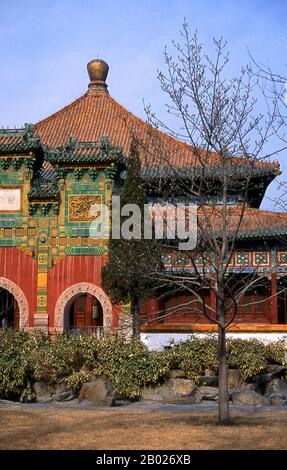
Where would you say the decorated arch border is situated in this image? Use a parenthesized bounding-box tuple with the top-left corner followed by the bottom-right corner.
(0, 277, 29, 330)
(54, 282, 113, 333)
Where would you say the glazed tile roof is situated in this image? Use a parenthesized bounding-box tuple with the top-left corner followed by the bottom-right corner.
(34, 89, 280, 174)
(0, 125, 41, 152)
(43, 136, 125, 165)
(0, 130, 23, 146)
(29, 176, 59, 200)
(42, 160, 56, 180)
(199, 205, 287, 239)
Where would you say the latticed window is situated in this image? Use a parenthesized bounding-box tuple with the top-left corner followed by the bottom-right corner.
(236, 252, 250, 266)
(254, 252, 269, 266)
(194, 255, 204, 265)
(278, 252, 287, 265)
(176, 254, 189, 267)
(163, 254, 173, 266)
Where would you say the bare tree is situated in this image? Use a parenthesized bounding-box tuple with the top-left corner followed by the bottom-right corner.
(248, 53, 287, 209)
(124, 22, 285, 424)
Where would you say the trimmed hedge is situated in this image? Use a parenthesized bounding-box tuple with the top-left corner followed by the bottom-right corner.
(0, 330, 286, 401)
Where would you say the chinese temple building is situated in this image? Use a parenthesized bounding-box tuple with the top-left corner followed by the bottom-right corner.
(1, 59, 287, 339)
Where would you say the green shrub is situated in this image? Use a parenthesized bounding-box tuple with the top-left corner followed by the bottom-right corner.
(0, 330, 286, 401)
(0, 332, 171, 400)
(265, 340, 286, 366)
(226, 338, 268, 380)
(92, 338, 171, 398)
(65, 368, 91, 392)
(167, 335, 219, 383)
(32, 333, 99, 383)
(0, 330, 35, 401)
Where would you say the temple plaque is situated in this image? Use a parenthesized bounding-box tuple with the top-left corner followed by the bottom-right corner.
(0, 188, 21, 211)
(68, 195, 102, 222)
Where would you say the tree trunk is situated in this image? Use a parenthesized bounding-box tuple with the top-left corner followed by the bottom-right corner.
(218, 325, 230, 424)
(132, 296, 141, 338)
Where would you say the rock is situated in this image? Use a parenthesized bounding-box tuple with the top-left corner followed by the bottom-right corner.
(173, 379, 196, 397)
(78, 377, 116, 406)
(170, 370, 186, 379)
(141, 383, 172, 402)
(243, 383, 256, 391)
(195, 386, 218, 402)
(253, 374, 271, 394)
(232, 390, 270, 406)
(265, 378, 287, 399)
(53, 381, 68, 394)
(266, 365, 287, 377)
(33, 382, 55, 402)
(228, 369, 243, 390)
(53, 391, 76, 402)
(254, 367, 287, 394)
(34, 380, 75, 402)
(199, 375, 218, 387)
(141, 378, 196, 402)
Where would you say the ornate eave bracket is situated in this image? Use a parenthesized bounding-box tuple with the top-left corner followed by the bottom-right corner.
(43, 135, 126, 169)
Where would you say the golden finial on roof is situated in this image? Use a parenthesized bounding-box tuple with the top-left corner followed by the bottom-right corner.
(87, 59, 109, 92)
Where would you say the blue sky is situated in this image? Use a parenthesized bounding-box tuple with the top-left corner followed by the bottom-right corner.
(0, 0, 286, 207)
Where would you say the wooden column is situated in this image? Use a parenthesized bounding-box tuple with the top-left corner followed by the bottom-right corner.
(149, 297, 158, 324)
(270, 273, 278, 324)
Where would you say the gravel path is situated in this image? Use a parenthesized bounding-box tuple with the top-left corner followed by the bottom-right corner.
(1, 398, 287, 413)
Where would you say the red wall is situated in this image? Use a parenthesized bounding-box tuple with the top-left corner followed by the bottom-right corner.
(0, 247, 37, 326)
(0, 251, 118, 329)
(140, 291, 272, 325)
(47, 255, 117, 327)
(0, 248, 275, 330)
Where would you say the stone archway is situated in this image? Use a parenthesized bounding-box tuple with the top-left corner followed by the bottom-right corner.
(0, 277, 29, 330)
(54, 282, 113, 333)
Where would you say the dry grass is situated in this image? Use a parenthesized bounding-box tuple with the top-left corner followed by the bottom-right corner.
(0, 406, 287, 450)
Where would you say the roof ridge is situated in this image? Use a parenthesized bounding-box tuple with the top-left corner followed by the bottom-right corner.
(247, 207, 287, 217)
(105, 92, 198, 154)
(105, 94, 281, 168)
(0, 128, 25, 134)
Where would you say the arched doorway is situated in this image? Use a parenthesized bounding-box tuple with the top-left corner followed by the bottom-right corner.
(54, 282, 113, 334)
(65, 292, 103, 334)
(0, 287, 20, 329)
(0, 277, 29, 330)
